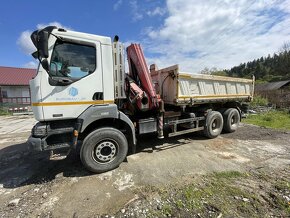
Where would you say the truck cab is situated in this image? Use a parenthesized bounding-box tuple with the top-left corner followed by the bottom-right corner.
(30, 26, 115, 121)
(28, 26, 136, 173)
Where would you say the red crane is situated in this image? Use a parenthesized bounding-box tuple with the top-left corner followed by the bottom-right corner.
(126, 44, 160, 111)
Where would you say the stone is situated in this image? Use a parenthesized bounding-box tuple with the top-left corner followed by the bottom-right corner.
(8, 198, 20, 207)
(242, 198, 250, 202)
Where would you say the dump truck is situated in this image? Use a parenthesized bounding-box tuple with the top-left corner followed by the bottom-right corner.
(27, 26, 254, 173)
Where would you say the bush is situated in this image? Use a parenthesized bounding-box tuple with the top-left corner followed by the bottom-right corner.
(0, 107, 10, 116)
(250, 95, 269, 107)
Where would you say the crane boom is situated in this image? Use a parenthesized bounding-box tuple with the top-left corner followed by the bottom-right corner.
(126, 44, 159, 111)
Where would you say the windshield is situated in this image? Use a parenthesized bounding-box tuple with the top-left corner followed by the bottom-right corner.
(50, 40, 96, 79)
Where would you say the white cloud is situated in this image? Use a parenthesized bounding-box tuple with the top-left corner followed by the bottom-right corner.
(17, 22, 71, 55)
(113, 0, 123, 11)
(23, 61, 38, 69)
(130, 0, 143, 21)
(17, 30, 35, 55)
(147, 7, 166, 17)
(142, 0, 290, 72)
(36, 22, 72, 31)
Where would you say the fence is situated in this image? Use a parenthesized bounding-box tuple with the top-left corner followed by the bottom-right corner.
(1, 97, 31, 105)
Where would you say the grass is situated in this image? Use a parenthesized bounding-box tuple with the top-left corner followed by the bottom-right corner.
(243, 110, 290, 130)
(0, 107, 10, 116)
(146, 170, 290, 217)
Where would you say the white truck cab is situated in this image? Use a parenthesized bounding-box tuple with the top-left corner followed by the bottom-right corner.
(30, 27, 115, 121)
(28, 26, 135, 173)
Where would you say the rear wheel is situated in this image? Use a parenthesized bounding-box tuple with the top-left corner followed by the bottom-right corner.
(223, 108, 240, 133)
(203, 111, 223, 139)
(80, 127, 128, 173)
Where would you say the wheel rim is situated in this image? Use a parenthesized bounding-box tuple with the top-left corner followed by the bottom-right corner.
(230, 113, 239, 127)
(211, 117, 222, 133)
(92, 139, 118, 164)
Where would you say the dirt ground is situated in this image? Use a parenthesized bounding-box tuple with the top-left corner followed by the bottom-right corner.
(0, 115, 289, 217)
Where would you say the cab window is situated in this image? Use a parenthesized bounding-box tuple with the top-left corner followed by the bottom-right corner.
(50, 40, 96, 79)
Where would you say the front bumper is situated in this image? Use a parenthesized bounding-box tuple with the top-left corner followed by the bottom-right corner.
(27, 135, 44, 151)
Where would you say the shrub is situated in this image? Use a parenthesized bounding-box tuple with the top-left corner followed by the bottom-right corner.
(250, 95, 268, 107)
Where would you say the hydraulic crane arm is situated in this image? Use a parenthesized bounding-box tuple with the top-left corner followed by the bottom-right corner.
(126, 44, 159, 111)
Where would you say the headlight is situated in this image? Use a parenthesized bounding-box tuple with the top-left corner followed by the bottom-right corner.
(32, 122, 48, 138)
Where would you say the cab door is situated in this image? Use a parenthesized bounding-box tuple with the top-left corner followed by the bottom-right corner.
(39, 39, 104, 120)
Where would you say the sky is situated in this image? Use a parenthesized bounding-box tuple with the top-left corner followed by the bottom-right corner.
(0, 0, 290, 73)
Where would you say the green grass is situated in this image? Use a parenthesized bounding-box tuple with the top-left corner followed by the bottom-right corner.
(146, 170, 290, 217)
(0, 108, 10, 116)
(243, 110, 290, 130)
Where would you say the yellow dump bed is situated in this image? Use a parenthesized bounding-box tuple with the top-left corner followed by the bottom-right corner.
(150, 65, 254, 106)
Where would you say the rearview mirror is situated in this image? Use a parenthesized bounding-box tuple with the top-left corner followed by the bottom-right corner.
(38, 31, 49, 58)
(31, 51, 38, 59)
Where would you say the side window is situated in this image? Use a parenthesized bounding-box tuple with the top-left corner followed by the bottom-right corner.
(2, 90, 8, 98)
(50, 40, 96, 79)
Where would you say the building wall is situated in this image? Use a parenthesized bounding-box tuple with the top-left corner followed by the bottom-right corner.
(0, 85, 30, 97)
(0, 85, 31, 105)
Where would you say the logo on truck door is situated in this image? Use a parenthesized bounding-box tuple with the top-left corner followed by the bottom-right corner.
(68, 87, 78, 97)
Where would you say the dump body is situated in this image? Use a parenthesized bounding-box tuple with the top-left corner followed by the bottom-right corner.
(151, 65, 254, 106)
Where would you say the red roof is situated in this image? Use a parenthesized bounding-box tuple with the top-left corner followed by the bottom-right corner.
(0, 66, 37, 86)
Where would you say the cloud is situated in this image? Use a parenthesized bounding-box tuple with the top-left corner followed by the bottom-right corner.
(142, 0, 290, 72)
(17, 30, 35, 55)
(17, 22, 71, 55)
(36, 22, 72, 30)
(147, 7, 166, 17)
(130, 0, 143, 21)
(113, 0, 123, 11)
(23, 61, 38, 69)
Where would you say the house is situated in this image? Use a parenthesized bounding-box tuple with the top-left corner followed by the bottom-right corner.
(0, 66, 37, 106)
(255, 80, 290, 108)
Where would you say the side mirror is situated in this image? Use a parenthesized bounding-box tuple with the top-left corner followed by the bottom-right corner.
(38, 31, 49, 58)
(41, 59, 50, 72)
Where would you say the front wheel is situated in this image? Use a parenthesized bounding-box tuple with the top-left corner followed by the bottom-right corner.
(203, 111, 223, 139)
(80, 127, 128, 173)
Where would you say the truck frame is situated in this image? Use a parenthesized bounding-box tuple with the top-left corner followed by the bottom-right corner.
(27, 26, 254, 173)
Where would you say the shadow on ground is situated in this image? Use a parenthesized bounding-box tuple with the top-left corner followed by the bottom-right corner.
(3, 124, 286, 189)
(0, 132, 208, 189)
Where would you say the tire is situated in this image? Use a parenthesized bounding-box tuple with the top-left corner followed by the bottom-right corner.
(203, 111, 223, 139)
(223, 108, 240, 133)
(80, 127, 128, 173)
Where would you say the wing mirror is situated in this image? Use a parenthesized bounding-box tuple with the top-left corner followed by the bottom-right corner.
(38, 31, 49, 58)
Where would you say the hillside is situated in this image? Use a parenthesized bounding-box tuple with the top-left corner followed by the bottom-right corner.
(219, 50, 290, 82)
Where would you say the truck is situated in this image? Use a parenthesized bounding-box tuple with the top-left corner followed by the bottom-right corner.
(27, 26, 254, 173)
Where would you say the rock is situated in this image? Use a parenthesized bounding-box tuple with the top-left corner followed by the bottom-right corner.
(283, 195, 290, 201)
(42, 193, 48, 199)
(8, 198, 20, 207)
(242, 197, 250, 202)
(121, 209, 126, 213)
(157, 205, 162, 210)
